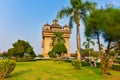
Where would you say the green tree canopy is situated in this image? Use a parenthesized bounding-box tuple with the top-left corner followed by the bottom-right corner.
(85, 7, 120, 51)
(85, 7, 120, 75)
(8, 39, 36, 58)
(52, 43, 67, 55)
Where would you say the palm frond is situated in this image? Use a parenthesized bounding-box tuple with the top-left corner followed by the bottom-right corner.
(83, 42, 87, 46)
(70, 0, 82, 9)
(80, 1, 96, 22)
(84, 1, 97, 12)
(85, 45, 88, 49)
(90, 41, 95, 46)
(57, 7, 73, 19)
(52, 32, 65, 46)
(86, 37, 91, 42)
(80, 8, 87, 23)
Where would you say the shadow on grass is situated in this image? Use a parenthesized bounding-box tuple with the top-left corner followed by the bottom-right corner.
(8, 69, 32, 78)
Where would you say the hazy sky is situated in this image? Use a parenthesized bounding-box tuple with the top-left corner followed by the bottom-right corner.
(0, 0, 120, 54)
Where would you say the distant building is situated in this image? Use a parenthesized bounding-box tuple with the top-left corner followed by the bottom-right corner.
(42, 19, 71, 57)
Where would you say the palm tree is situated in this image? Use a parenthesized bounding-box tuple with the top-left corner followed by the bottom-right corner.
(52, 32, 66, 61)
(52, 32, 65, 46)
(57, 0, 96, 61)
(83, 37, 95, 60)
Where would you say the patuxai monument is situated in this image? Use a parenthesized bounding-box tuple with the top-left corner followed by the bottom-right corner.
(42, 19, 71, 57)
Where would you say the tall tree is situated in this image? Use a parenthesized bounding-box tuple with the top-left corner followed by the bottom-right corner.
(57, 0, 96, 61)
(51, 32, 67, 60)
(8, 39, 36, 58)
(85, 9, 104, 53)
(83, 37, 95, 61)
(85, 7, 120, 75)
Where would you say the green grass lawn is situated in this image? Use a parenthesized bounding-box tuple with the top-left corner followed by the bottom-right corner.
(6, 60, 120, 80)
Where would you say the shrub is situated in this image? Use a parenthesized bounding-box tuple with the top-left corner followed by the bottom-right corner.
(37, 54, 43, 57)
(96, 62, 101, 68)
(12, 57, 35, 62)
(48, 51, 56, 58)
(82, 62, 90, 66)
(0, 59, 16, 79)
(116, 57, 120, 60)
(81, 62, 100, 67)
(72, 60, 81, 69)
(112, 64, 120, 71)
(114, 57, 120, 64)
(114, 60, 120, 64)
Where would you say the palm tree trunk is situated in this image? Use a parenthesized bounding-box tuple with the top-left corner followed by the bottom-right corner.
(76, 25, 81, 62)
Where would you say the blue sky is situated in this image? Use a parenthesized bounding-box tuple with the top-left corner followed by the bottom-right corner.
(0, 0, 120, 54)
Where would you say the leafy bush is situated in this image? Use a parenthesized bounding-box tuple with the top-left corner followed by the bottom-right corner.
(96, 62, 101, 68)
(114, 60, 120, 64)
(116, 57, 120, 60)
(37, 54, 43, 57)
(0, 59, 16, 79)
(82, 62, 90, 66)
(48, 51, 56, 58)
(81, 62, 100, 67)
(112, 64, 120, 71)
(115, 57, 120, 63)
(72, 60, 81, 69)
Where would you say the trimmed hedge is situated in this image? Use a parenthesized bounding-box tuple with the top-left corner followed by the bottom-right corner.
(114, 57, 120, 64)
(0, 59, 16, 79)
(72, 61, 100, 67)
(12, 57, 36, 62)
(112, 64, 120, 71)
(116, 57, 120, 60)
(82, 62, 90, 66)
(114, 60, 120, 64)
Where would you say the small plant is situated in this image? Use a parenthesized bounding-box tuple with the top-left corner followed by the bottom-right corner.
(72, 60, 81, 69)
(0, 59, 16, 79)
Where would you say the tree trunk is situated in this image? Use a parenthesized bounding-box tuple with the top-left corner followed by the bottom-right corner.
(101, 40, 112, 75)
(58, 54, 61, 63)
(76, 25, 81, 62)
(88, 43, 91, 62)
(96, 33, 103, 65)
(96, 33, 101, 53)
(101, 53, 111, 75)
